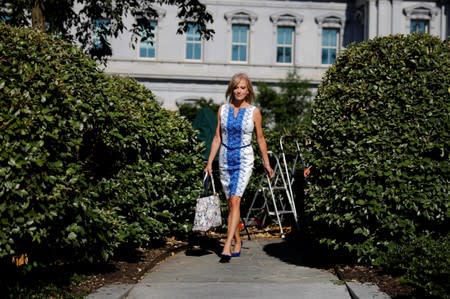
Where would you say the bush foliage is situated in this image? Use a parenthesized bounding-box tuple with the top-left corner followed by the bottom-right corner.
(304, 33, 449, 296)
(0, 23, 204, 274)
(256, 71, 312, 131)
(380, 232, 450, 299)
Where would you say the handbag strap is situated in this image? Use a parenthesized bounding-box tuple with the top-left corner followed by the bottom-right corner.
(203, 172, 217, 195)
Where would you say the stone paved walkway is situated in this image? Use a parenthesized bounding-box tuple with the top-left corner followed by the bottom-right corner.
(125, 238, 350, 299)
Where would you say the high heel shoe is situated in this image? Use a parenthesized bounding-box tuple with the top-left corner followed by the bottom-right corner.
(219, 253, 232, 263)
(231, 241, 243, 257)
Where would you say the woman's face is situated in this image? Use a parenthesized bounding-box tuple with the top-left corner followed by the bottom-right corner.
(233, 79, 249, 102)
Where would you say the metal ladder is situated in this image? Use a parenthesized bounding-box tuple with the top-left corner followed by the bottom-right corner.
(244, 137, 304, 238)
(279, 137, 307, 219)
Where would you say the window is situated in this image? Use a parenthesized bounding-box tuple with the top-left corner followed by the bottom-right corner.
(231, 24, 249, 62)
(93, 19, 110, 49)
(225, 10, 257, 63)
(270, 12, 303, 65)
(139, 20, 157, 58)
(276, 26, 294, 63)
(186, 23, 202, 60)
(0, 13, 11, 23)
(136, 8, 165, 59)
(404, 5, 438, 35)
(410, 19, 429, 33)
(315, 14, 343, 65)
(321, 28, 338, 65)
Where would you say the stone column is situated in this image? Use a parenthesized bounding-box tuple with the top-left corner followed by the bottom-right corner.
(448, 1, 450, 39)
(377, 0, 391, 36)
(441, 0, 450, 40)
(391, 0, 402, 34)
(367, 0, 378, 38)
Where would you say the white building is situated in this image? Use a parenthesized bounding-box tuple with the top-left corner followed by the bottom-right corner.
(104, 0, 449, 110)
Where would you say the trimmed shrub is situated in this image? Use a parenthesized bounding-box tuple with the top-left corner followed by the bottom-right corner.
(304, 33, 449, 263)
(0, 23, 203, 273)
(380, 232, 450, 299)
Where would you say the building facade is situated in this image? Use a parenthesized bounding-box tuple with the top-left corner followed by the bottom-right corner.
(104, 0, 449, 109)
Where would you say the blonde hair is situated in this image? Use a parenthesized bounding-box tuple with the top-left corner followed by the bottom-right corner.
(225, 73, 255, 104)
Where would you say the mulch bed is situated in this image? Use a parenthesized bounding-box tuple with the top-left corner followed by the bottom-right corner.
(335, 264, 416, 298)
(68, 238, 187, 295)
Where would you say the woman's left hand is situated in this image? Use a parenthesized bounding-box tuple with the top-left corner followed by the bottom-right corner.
(265, 164, 275, 178)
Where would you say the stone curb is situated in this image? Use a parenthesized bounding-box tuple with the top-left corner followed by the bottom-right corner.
(345, 282, 391, 299)
(334, 265, 391, 299)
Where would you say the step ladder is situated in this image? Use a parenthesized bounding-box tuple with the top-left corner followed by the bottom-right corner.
(244, 137, 305, 238)
(279, 137, 307, 216)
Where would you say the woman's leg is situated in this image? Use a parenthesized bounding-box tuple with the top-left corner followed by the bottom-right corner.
(233, 222, 242, 253)
(222, 196, 241, 256)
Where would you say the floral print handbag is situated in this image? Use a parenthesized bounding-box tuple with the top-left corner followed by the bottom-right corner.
(192, 173, 222, 232)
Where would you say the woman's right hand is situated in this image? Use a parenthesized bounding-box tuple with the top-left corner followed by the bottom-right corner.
(304, 166, 312, 178)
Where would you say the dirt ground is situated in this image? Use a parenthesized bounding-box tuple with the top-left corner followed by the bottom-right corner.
(69, 227, 416, 298)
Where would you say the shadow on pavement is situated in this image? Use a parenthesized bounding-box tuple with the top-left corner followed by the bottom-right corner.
(185, 232, 223, 257)
(263, 231, 354, 270)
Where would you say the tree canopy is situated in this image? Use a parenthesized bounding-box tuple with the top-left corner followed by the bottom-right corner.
(0, 0, 214, 61)
(256, 71, 312, 131)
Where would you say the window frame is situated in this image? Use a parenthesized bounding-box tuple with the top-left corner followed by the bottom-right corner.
(270, 12, 303, 65)
(403, 5, 438, 35)
(410, 19, 429, 33)
(315, 14, 344, 65)
(276, 26, 294, 64)
(185, 22, 203, 61)
(224, 10, 257, 64)
(321, 27, 339, 65)
(93, 18, 111, 50)
(231, 23, 249, 63)
(0, 13, 11, 23)
(138, 19, 158, 59)
(136, 8, 165, 60)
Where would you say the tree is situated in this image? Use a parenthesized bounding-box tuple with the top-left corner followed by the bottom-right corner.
(254, 82, 278, 129)
(256, 70, 312, 131)
(0, 0, 214, 61)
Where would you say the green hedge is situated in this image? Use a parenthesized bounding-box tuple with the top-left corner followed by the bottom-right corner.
(0, 23, 204, 273)
(380, 232, 450, 299)
(304, 33, 449, 295)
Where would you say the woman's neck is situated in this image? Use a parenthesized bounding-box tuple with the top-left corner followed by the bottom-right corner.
(232, 99, 248, 108)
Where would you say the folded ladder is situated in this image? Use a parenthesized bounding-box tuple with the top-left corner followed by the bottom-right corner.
(244, 150, 297, 238)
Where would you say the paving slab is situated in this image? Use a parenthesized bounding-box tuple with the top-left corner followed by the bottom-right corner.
(88, 284, 133, 299)
(125, 238, 350, 299)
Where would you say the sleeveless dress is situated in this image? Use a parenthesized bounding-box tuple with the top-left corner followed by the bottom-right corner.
(219, 103, 256, 198)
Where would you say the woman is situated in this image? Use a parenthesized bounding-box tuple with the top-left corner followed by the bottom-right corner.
(204, 73, 274, 263)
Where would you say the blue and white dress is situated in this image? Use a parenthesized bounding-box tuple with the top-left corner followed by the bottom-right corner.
(219, 103, 256, 198)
